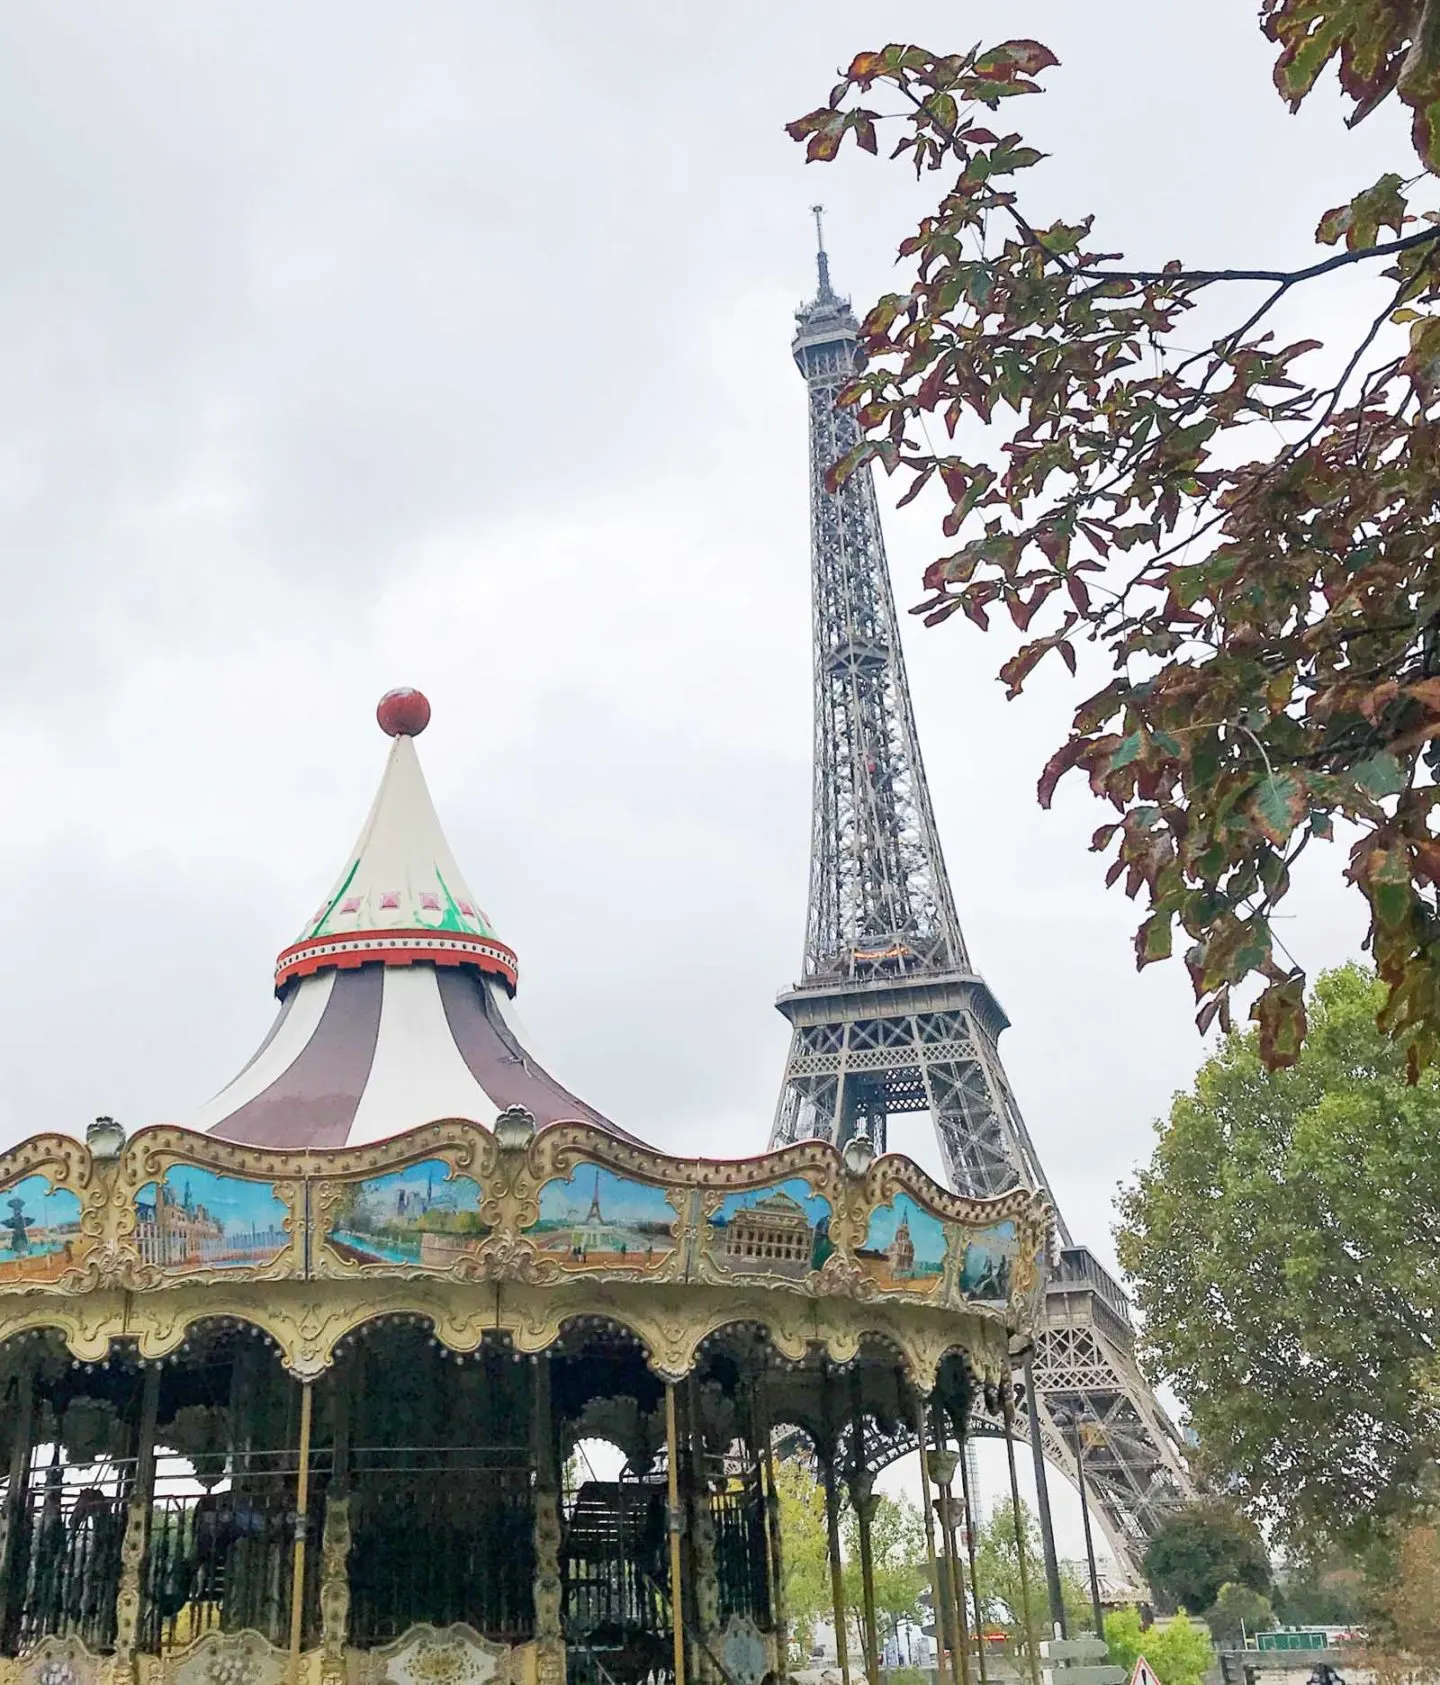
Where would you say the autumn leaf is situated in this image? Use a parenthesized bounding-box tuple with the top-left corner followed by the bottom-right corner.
(1251, 771, 1308, 846)
(1250, 970, 1308, 1067)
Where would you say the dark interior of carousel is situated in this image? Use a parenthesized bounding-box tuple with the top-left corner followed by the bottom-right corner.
(0, 1316, 1011, 1685)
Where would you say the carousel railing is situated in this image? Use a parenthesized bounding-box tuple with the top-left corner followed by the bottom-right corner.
(2, 1452, 133, 1655)
(345, 1445, 535, 1647)
(561, 1476, 672, 1685)
(708, 1469, 769, 1626)
(140, 1448, 326, 1654)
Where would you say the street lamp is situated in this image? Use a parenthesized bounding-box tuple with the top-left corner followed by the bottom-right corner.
(1054, 1406, 1105, 1640)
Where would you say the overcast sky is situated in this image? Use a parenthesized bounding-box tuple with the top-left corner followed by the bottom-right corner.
(0, 3, 1411, 1294)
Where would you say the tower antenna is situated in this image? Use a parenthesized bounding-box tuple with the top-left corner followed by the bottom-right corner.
(811, 203, 834, 300)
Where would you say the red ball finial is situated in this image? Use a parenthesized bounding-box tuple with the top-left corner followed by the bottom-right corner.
(377, 687, 431, 737)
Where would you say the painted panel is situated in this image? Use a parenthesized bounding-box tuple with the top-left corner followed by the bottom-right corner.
(0, 1175, 87, 1282)
(134, 1167, 291, 1272)
(958, 1219, 1018, 1303)
(705, 1179, 833, 1280)
(529, 1164, 676, 1269)
(327, 1159, 489, 1267)
(856, 1192, 948, 1294)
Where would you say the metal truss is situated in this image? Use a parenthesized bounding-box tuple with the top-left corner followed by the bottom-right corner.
(771, 220, 1195, 1584)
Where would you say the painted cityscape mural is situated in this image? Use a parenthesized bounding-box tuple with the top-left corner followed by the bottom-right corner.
(705, 1178, 833, 1280)
(135, 1167, 291, 1272)
(327, 1159, 489, 1267)
(529, 1164, 676, 1269)
(958, 1219, 1018, 1303)
(0, 1174, 88, 1282)
(856, 1192, 949, 1293)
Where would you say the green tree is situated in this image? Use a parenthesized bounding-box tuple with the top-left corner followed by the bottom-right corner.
(842, 1490, 928, 1653)
(775, 1458, 835, 1659)
(1115, 964, 1440, 1543)
(1274, 1550, 1369, 1623)
(1369, 1521, 1440, 1675)
(1105, 1609, 1214, 1685)
(781, 10, 1440, 1068)
(971, 1503, 1091, 1658)
(1205, 1582, 1276, 1642)
(1142, 1501, 1271, 1615)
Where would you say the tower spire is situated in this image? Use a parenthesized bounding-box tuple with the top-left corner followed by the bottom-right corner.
(811, 203, 835, 302)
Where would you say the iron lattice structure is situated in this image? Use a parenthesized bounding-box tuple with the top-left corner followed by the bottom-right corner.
(771, 218, 1194, 1581)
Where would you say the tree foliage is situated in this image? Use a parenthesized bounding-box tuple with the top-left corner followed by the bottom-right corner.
(776, 1460, 931, 1662)
(1205, 1582, 1277, 1642)
(775, 1458, 835, 1657)
(1115, 964, 1440, 1543)
(843, 1488, 929, 1647)
(1142, 1500, 1272, 1616)
(1274, 1549, 1369, 1622)
(970, 1502, 1090, 1661)
(1104, 1608, 1214, 1685)
(1368, 1520, 1440, 1676)
(785, 10, 1440, 1068)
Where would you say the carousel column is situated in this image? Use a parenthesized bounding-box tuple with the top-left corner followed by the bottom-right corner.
(319, 1360, 354, 1685)
(288, 1381, 315, 1682)
(686, 1376, 720, 1682)
(664, 1383, 688, 1685)
(753, 1368, 788, 1680)
(819, 1384, 851, 1685)
(0, 1355, 37, 1654)
(1000, 1380, 1042, 1685)
(532, 1354, 564, 1685)
(113, 1364, 161, 1678)
(956, 1422, 987, 1685)
(910, 1392, 952, 1685)
(1022, 1355, 1066, 1641)
(846, 1376, 879, 1685)
(927, 1405, 972, 1685)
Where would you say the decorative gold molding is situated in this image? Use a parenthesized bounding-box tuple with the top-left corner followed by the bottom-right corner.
(0, 1119, 1046, 1384)
(349, 1623, 518, 1685)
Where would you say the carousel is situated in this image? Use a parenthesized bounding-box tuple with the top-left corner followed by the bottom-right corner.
(0, 690, 1052, 1685)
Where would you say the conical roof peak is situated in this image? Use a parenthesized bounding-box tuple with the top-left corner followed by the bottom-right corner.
(273, 690, 518, 996)
(188, 688, 620, 1150)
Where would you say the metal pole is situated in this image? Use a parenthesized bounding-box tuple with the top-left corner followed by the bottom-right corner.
(850, 1374, 880, 1685)
(820, 1379, 852, 1685)
(115, 1363, 161, 1668)
(957, 1424, 988, 1685)
(665, 1383, 688, 1685)
(0, 1363, 35, 1650)
(1021, 1356, 1066, 1639)
(532, 1353, 564, 1674)
(930, 1404, 971, 1685)
(822, 1455, 852, 1685)
(755, 1370, 789, 1677)
(289, 1379, 314, 1677)
(1070, 1419, 1104, 1640)
(935, 1485, 972, 1685)
(1001, 1381, 1042, 1685)
(911, 1393, 952, 1685)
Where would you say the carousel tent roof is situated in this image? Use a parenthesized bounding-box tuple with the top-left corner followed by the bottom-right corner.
(188, 687, 618, 1150)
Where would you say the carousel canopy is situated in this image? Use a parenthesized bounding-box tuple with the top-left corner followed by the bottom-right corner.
(188, 687, 616, 1150)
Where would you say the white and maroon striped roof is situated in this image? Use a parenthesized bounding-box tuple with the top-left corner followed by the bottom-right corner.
(188, 689, 617, 1150)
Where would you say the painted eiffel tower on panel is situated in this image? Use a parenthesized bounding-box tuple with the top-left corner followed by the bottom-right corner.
(769, 213, 1194, 1581)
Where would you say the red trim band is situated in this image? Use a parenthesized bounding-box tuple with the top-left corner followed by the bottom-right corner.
(274, 928, 519, 996)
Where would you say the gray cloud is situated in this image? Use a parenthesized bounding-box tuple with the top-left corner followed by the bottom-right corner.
(0, 0, 1395, 1282)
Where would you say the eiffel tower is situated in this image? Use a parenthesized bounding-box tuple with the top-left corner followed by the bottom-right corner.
(770, 210, 1195, 1582)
